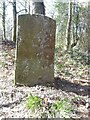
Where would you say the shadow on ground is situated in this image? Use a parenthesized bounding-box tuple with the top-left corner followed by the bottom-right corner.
(54, 77, 89, 96)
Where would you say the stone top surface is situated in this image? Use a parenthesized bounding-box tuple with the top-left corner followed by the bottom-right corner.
(18, 14, 56, 23)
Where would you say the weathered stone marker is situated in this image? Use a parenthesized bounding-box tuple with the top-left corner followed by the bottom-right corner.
(15, 14, 56, 86)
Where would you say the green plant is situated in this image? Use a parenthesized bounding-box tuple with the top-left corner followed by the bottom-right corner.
(50, 98, 73, 118)
(26, 94, 73, 118)
(26, 94, 42, 111)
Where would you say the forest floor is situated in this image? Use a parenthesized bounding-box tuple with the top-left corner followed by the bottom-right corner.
(0, 41, 90, 119)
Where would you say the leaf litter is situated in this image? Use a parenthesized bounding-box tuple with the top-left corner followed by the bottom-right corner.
(0, 42, 90, 118)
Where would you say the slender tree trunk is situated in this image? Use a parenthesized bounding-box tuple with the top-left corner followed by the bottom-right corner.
(71, 3, 79, 48)
(66, 1, 73, 51)
(32, 0, 45, 15)
(25, 1, 27, 14)
(28, 1, 30, 14)
(2, 0, 6, 40)
(13, 0, 17, 42)
(87, 2, 90, 53)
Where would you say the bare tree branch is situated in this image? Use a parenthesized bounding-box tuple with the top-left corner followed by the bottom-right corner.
(17, 9, 27, 14)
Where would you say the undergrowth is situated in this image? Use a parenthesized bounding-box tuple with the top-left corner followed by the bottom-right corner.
(55, 48, 89, 78)
(26, 94, 42, 112)
(26, 94, 73, 118)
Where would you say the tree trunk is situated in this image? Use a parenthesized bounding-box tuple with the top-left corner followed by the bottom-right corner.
(66, 1, 73, 51)
(71, 3, 79, 48)
(32, 0, 45, 15)
(25, 1, 27, 14)
(87, 2, 90, 53)
(2, 0, 6, 40)
(13, 0, 17, 42)
(28, 1, 30, 14)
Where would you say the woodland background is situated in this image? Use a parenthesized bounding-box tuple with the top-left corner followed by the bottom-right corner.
(0, 0, 90, 119)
